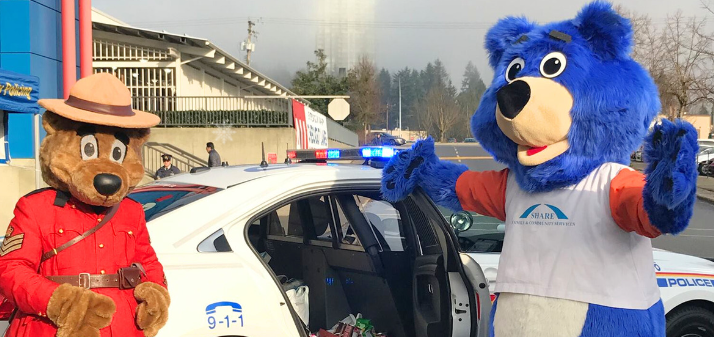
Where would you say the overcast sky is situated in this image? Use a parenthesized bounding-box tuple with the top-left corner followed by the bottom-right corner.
(94, 0, 711, 88)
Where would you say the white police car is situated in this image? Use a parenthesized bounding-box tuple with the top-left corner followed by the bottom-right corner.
(120, 147, 492, 337)
(445, 210, 714, 337)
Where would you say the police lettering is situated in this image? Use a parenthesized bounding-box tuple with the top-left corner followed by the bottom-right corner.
(660, 277, 714, 288)
(0, 82, 33, 100)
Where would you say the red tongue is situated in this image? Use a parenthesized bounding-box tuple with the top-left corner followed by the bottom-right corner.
(527, 145, 548, 156)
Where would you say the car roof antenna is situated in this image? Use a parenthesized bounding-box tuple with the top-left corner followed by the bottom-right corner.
(260, 142, 268, 168)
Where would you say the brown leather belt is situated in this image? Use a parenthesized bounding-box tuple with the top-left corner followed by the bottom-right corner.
(46, 273, 141, 290)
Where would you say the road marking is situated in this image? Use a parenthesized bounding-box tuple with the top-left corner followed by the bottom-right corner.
(440, 156, 492, 160)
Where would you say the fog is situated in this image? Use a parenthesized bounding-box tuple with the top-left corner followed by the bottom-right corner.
(94, 0, 709, 86)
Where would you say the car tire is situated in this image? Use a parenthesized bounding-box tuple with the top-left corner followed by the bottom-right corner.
(666, 305, 714, 337)
(387, 139, 396, 146)
(700, 163, 706, 176)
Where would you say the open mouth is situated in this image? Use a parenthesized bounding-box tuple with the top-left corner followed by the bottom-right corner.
(526, 145, 548, 156)
(517, 139, 570, 166)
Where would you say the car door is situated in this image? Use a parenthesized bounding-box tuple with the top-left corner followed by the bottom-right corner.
(404, 189, 489, 337)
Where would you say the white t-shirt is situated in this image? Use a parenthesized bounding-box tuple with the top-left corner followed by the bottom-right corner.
(495, 162, 660, 309)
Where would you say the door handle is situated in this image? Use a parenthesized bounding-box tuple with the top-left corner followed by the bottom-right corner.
(455, 309, 467, 314)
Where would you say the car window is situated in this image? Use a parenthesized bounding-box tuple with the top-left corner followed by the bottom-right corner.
(128, 184, 222, 222)
(438, 206, 505, 253)
(354, 196, 406, 251)
(333, 199, 363, 247)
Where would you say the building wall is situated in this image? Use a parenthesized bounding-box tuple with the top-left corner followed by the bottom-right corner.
(0, 159, 43, 233)
(681, 115, 712, 139)
(148, 127, 297, 166)
(0, 0, 69, 230)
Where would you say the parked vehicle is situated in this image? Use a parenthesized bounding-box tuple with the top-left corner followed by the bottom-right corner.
(464, 138, 478, 143)
(367, 132, 406, 146)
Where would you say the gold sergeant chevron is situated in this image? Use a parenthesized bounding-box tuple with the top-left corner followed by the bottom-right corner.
(0, 233, 25, 256)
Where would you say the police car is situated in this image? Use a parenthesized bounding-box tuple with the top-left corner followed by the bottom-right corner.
(445, 209, 714, 337)
(114, 147, 491, 337)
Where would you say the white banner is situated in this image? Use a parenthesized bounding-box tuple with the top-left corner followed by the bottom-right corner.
(304, 106, 328, 149)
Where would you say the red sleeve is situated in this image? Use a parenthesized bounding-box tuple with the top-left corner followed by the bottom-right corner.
(0, 197, 60, 316)
(609, 169, 660, 238)
(455, 169, 509, 221)
(133, 205, 167, 288)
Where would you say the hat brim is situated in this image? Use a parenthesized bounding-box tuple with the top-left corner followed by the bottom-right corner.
(38, 99, 160, 129)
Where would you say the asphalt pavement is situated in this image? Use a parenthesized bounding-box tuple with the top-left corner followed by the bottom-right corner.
(435, 142, 714, 259)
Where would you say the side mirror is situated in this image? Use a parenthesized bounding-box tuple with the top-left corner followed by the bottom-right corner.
(450, 211, 473, 232)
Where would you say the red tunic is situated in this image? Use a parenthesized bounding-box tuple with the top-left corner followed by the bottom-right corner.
(0, 189, 166, 337)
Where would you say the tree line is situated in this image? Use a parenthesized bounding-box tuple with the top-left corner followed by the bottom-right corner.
(290, 50, 486, 142)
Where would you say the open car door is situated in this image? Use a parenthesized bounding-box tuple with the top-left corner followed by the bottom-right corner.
(405, 190, 485, 337)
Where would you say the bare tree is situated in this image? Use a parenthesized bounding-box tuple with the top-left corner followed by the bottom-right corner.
(347, 56, 384, 136)
(418, 86, 461, 142)
(619, 6, 714, 120)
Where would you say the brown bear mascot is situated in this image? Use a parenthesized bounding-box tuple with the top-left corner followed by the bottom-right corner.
(0, 73, 170, 337)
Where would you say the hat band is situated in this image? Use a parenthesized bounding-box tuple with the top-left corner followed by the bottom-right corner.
(65, 95, 135, 117)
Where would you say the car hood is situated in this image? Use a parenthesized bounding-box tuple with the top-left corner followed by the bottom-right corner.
(652, 248, 714, 275)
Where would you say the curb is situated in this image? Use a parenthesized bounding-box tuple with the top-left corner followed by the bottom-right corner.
(697, 191, 714, 206)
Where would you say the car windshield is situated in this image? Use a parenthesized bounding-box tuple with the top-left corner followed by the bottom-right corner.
(437, 206, 504, 253)
(128, 183, 223, 222)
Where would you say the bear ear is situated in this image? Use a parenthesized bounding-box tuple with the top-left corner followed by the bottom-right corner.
(485, 16, 537, 69)
(572, 1, 633, 59)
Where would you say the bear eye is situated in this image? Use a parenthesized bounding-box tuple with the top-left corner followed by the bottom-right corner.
(80, 135, 98, 160)
(505, 57, 525, 83)
(540, 52, 567, 78)
(110, 139, 127, 164)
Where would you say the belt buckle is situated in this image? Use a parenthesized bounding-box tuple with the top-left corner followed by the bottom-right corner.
(78, 273, 91, 289)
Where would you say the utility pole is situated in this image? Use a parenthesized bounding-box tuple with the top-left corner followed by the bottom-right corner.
(245, 21, 255, 66)
(398, 76, 402, 132)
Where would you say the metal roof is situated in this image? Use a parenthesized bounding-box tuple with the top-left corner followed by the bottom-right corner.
(92, 21, 301, 99)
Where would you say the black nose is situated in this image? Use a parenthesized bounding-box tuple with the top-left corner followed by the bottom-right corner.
(497, 80, 531, 119)
(93, 173, 122, 196)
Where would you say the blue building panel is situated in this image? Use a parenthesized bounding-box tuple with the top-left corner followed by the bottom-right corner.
(33, 0, 60, 12)
(8, 112, 34, 158)
(0, 0, 31, 53)
(29, 1, 61, 61)
(0, 53, 31, 75)
(30, 54, 60, 99)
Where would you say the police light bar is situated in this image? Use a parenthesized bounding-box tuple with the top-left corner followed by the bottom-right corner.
(286, 146, 401, 162)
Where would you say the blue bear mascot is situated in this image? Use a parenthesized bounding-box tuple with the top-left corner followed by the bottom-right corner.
(381, 1, 699, 336)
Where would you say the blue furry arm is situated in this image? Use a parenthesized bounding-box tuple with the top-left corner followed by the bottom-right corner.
(381, 138, 467, 210)
(642, 119, 699, 234)
(381, 137, 508, 217)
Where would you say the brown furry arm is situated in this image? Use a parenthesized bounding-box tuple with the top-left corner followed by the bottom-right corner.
(134, 282, 170, 337)
(47, 284, 116, 337)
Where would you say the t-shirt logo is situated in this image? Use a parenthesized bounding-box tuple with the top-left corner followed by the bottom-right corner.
(513, 204, 575, 226)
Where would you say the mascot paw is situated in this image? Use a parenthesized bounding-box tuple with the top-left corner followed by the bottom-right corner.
(135, 282, 171, 337)
(381, 137, 439, 202)
(643, 119, 699, 208)
(47, 283, 116, 337)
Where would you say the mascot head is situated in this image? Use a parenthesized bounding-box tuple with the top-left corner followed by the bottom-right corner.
(472, 1, 660, 192)
(38, 73, 159, 206)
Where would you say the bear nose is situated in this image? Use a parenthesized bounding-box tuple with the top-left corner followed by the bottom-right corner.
(93, 173, 122, 196)
(497, 80, 531, 119)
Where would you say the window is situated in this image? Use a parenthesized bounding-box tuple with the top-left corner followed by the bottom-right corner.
(198, 229, 232, 252)
(355, 196, 406, 251)
(128, 183, 222, 222)
(264, 196, 333, 242)
(333, 200, 363, 247)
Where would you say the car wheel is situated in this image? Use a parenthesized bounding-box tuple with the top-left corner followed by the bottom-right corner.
(666, 305, 714, 337)
(700, 163, 706, 176)
(387, 139, 396, 146)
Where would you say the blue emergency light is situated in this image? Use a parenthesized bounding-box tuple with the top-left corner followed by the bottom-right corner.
(287, 146, 401, 162)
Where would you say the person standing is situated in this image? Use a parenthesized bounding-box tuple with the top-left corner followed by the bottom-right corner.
(206, 142, 222, 167)
(155, 154, 181, 179)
